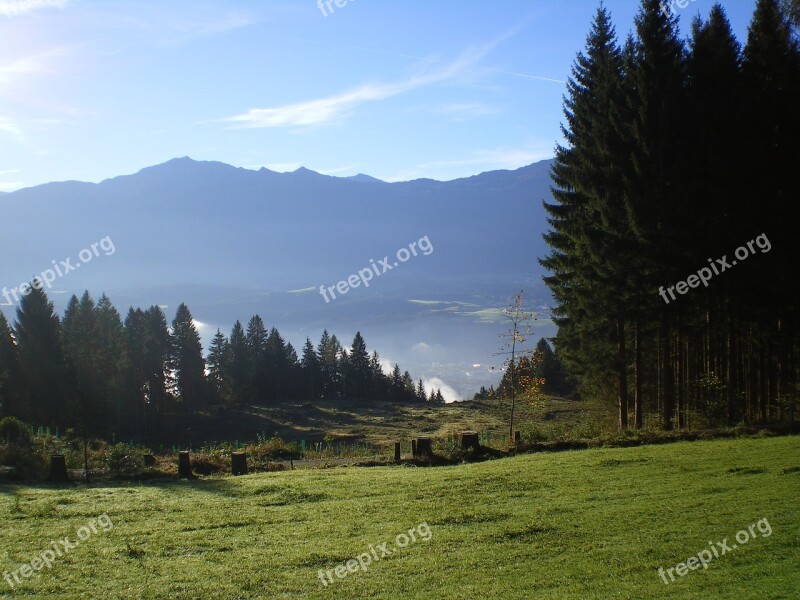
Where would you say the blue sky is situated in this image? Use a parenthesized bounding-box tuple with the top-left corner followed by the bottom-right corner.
(0, 0, 757, 191)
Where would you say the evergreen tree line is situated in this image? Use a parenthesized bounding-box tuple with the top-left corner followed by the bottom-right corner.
(0, 285, 442, 441)
(542, 0, 800, 429)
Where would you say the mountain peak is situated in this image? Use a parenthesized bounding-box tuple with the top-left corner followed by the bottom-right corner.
(347, 173, 383, 183)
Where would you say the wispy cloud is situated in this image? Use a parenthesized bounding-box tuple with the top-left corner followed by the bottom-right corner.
(0, 0, 66, 18)
(0, 48, 67, 85)
(430, 102, 500, 121)
(485, 68, 564, 84)
(224, 29, 520, 129)
(256, 162, 302, 172)
(318, 164, 359, 175)
(0, 116, 26, 141)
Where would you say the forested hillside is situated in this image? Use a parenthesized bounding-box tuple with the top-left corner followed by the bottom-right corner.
(541, 0, 800, 429)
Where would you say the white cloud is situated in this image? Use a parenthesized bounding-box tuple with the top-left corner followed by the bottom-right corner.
(260, 162, 303, 172)
(318, 164, 360, 175)
(0, 0, 66, 18)
(224, 29, 519, 129)
(0, 117, 26, 141)
(0, 48, 67, 85)
(0, 180, 23, 191)
(423, 377, 461, 403)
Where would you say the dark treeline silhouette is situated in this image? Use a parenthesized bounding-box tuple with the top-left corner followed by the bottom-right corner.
(542, 0, 800, 429)
(0, 286, 441, 442)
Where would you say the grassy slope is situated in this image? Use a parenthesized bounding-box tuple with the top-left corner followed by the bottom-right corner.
(0, 436, 798, 599)
(172, 396, 590, 449)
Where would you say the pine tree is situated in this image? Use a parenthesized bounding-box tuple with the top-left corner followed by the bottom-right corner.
(300, 338, 322, 400)
(14, 284, 69, 426)
(533, 338, 571, 396)
(318, 330, 341, 399)
(415, 379, 427, 402)
(123, 307, 149, 436)
(542, 5, 633, 428)
(265, 327, 290, 403)
(171, 304, 206, 418)
(94, 294, 127, 436)
(246, 315, 269, 402)
(207, 329, 230, 404)
(346, 332, 371, 398)
(0, 312, 21, 418)
(228, 321, 250, 405)
(390, 364, 403, 401)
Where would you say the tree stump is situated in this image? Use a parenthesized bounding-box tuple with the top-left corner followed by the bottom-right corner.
(415, 437, 432, 457)
(411, 439, 417, 457)
(231, 452, 247, 476)
(178, 451, 192, 478)
(143, 454, 156, 467)
(461, 431, 480, 451)
(394, 441, 401, 463)
(47, 454, 69, 482)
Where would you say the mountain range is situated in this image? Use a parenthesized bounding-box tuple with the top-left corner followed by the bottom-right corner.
(0, 157, 558, 400)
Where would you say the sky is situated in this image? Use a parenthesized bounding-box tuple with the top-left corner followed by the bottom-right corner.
(0, 0, 759, 192)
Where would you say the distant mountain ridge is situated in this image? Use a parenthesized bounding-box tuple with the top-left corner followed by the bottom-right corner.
(0, 157, 557, 398)
(1, 156, 555, 292)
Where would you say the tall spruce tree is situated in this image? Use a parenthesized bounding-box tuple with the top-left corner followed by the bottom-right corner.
(171, 304, 206, 418)
(542, 6, 632, 427)
(14, 284, 68, 427)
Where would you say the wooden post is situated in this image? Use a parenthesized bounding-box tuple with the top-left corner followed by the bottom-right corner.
(231, 452, 247, 476)
(415, 437, 432, 457)
(47, 454, 69, 482)
(411, 439, 417, 457)
(178, 451, 192, 478)
(394, 441, 401, 463)
(461, 431, 480, 451)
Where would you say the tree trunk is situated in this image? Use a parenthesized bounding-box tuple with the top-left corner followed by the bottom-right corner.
(634, 320, 643, 429)
(661, 319, 674, 430)
(617, 319, 628, 429)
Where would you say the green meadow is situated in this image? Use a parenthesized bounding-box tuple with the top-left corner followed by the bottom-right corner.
(1, 435, 798, 599)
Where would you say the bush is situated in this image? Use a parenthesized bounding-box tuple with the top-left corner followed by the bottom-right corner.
(0, 416, 33, 446)
(107, 443, 144, 477)
(0, 445, 47, 479)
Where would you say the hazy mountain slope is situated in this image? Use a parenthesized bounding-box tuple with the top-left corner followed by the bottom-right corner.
(0, 158, 557, 398)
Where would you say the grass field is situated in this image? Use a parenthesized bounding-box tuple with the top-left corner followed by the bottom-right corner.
(1, 435, 798, 599)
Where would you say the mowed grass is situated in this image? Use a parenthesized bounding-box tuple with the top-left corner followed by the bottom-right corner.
(0, 436, 798, 599)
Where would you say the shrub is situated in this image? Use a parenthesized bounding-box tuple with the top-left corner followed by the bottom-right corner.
(107, 443, 144, 477)
(0, 416, 33, 446)
(0, 445, 47, 479)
